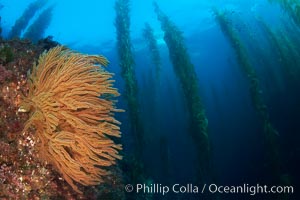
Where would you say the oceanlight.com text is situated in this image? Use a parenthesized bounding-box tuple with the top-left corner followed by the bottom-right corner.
(208, 183, 294, 195)
(124, 183, 294, 196)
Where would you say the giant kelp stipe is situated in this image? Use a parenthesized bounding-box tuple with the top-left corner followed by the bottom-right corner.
(0, 0, 299, 199)
(154, 2, 212, 190)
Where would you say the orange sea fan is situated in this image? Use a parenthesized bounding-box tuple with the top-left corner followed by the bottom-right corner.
(19, 46, 122, 193)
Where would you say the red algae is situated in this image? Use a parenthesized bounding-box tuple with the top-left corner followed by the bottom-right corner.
(0, 65, 12, 83)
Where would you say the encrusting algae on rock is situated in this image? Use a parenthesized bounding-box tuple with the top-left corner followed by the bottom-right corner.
(16, 46, 123, 194)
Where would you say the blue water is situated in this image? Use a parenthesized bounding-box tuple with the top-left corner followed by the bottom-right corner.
(1, 0, 299, 199)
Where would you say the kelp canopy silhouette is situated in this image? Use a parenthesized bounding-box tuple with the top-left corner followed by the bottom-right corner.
(8, 0, 47, 39)
(19, 46, 123, 193)
(23, 6, 54, 43)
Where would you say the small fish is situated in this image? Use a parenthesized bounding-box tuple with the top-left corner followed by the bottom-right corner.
(18, 106, 29, 113)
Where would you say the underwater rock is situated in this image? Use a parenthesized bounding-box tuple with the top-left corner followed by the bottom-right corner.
(0, 39, 124, 199)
